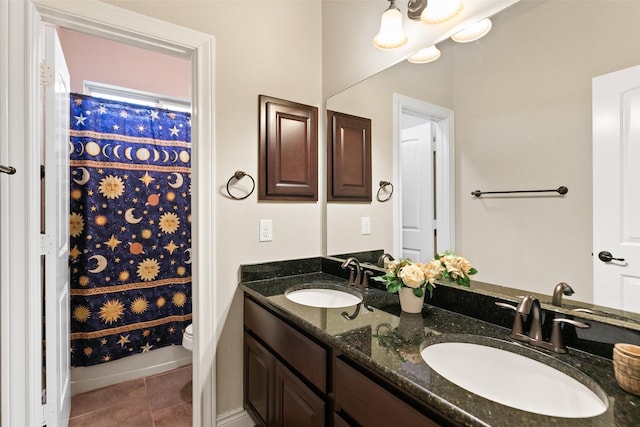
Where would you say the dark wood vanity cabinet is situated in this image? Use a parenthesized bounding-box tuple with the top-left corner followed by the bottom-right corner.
(243, 295, 454, 427)
(244, 297, 327, 427)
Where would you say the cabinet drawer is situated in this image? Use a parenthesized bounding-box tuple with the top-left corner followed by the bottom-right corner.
(244, 297, 327, 393)
(335, 357, 441, 427)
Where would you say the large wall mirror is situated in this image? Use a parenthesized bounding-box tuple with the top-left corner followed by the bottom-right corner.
(324, 0, 640, 327)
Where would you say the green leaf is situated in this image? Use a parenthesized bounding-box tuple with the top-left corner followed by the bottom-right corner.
(413, 287, 424, 298)
(469, 267, 478, 275)
(386, 279, 402, 294)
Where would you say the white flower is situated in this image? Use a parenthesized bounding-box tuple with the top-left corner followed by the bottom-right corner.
(418, 260, 444, 285)
(442, 254, 473, 279)
(398, 264, 425, 288)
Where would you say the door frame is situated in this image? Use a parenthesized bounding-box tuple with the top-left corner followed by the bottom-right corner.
(0, 1, 216, 426)
(392, 94, 455, 259)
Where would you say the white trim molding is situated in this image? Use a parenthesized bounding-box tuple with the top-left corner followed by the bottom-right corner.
(0, 1, 216, 426)
(217, 408, 254, 427)
(392, 93, 456, 258)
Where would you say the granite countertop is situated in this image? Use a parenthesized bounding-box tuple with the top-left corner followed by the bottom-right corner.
(240, 271, 640, 427)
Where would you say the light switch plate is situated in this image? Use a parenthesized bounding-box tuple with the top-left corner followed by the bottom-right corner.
(361, 217, 371, 235)
(259, 219, 272, 242)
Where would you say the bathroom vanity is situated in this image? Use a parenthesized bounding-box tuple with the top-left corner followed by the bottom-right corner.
(240, 257, 640, 427)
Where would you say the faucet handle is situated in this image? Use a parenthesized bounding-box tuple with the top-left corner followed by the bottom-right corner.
(550, 318, 590, 353)
(495, 302, 517, 311)
(495, 301, 524, 336)
(362, 270, 373, 290)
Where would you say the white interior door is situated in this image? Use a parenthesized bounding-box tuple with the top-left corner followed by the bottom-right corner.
(593, 64, 640, 312)
(400, 120, 434, 262)
(42, 24, 71, 427)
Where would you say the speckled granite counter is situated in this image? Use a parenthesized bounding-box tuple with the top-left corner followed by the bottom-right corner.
(240, 260, 640, 427)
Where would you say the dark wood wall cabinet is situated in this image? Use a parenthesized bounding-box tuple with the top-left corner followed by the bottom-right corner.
(327, 111, 372, 202)
(243, 295, 454, 427)
(259, 95, 318, 201)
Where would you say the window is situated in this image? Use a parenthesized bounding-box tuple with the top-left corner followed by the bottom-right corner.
(83, 81, 191, 112)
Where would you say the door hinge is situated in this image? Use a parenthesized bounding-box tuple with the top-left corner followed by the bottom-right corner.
(40, 234, 54, 256)
(432, 219, 438, 230)
(40, 62, 53, 86)
(41, 401, 55, 426)
(431, 137, 438, 152)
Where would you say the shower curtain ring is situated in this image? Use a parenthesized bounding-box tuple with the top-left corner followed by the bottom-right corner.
(226, 170, 255, 200)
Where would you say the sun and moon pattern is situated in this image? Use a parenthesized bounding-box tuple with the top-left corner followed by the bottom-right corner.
(69, 94, 192, 367)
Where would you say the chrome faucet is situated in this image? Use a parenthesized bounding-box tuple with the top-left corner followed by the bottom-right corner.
(341, 257, 362, 288)
(551, 282, 575, 307)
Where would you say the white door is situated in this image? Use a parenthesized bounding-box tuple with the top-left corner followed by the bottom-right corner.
(401, 120, 434, 262)
(42, 25, 71, 427)
(593, 64, 640, 312)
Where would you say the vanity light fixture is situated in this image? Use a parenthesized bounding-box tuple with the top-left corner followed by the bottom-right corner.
(421, 0, 464, 25)
(451, 18, 493, 43)
(407, 45, 441, 63)
(373, 0, 409, 50)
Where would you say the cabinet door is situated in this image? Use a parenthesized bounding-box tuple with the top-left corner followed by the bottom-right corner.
(258, 95, 318, 201)
(245, 333, 276, 427)
(275, 361, 325, 427)
(327, 110, 372, 201)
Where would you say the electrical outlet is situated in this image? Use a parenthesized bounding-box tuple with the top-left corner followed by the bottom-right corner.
(361, 217, 371, 235)
(259, 219, 272, 242)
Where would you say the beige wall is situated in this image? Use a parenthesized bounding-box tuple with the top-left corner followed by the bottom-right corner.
(326, 0, 640, 305)
(103, 0, 323, 415)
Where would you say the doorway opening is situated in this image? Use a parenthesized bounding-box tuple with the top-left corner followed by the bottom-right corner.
(393, 94, 455, 261)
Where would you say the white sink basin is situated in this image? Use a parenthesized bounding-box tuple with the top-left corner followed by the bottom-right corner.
(421, 342, 608, 418)
(285, 285, 362, 308)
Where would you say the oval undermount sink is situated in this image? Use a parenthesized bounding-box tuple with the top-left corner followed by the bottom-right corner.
(421, 341, 608, 418)
(285, 283, 362, 308)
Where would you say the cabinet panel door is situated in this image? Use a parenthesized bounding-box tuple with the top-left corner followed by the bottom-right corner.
(245, 333, 276, 427)
(275, 361, 325, 427)
(327, 111, 372, 201)
(259, 95, 318, 201)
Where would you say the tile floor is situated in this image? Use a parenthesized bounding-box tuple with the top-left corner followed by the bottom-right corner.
(69, 364, 192, 427)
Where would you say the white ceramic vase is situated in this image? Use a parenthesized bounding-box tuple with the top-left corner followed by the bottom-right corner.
(398, 287, 425, 313)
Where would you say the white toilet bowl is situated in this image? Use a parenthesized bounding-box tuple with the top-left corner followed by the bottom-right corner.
(182, 323, 193, 351)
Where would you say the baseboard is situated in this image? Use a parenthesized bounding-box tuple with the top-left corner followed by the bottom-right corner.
(71, 345, 192, 395)
(217, 408, 255, 427)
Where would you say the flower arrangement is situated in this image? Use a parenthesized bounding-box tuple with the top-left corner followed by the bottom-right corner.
(373, 251, 477, 298)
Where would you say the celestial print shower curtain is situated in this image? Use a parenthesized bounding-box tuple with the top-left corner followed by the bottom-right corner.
(69, 94, 192, 366)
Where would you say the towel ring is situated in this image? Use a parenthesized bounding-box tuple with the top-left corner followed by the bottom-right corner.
(226, 171, 255, 200)
(376, 180, 394, 202)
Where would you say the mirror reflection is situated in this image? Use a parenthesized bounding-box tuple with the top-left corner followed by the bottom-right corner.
(325, 0, 640, 326)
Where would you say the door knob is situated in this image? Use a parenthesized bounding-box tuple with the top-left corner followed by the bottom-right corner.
(598, 251, 625, 263)
(0, 165, 16, 175)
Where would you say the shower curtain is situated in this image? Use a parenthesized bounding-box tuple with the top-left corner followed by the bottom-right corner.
(69, 94, 192, 367)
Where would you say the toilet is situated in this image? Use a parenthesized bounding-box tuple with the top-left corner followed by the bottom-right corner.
(182, 323, 193, 351)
